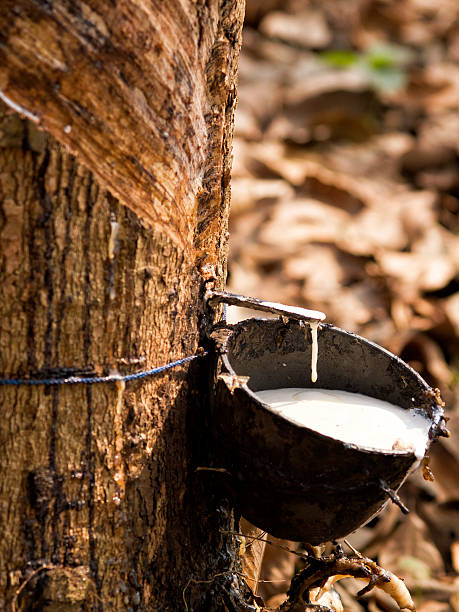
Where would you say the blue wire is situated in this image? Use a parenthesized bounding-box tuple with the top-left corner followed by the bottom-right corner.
(0, 352, 207, 386)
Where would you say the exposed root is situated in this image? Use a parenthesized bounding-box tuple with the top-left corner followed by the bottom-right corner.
(279, 548, 415, 612)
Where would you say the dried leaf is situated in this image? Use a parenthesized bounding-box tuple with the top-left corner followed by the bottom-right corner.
(451, 542, 459, 574)
(229, 7, 459, 611)
(257, 535, 297, 605)
(240, 518, 267, 596)
(444, 293, 459, 338)
(378, 514, 445, 581)
(258, 199, 351, 254)
(259, 9, 331, 49)
(230, 178, 294, 217)
(418, 500, 459, 570)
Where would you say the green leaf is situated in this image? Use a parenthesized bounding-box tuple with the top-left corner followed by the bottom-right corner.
(320, 50, 358, 68)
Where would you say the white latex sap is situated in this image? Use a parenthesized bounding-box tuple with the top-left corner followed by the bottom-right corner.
(309, 321, 319, 383)
(255, 388, 431, 458)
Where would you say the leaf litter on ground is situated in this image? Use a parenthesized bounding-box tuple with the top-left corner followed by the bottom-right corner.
(230, 0, 459, 610)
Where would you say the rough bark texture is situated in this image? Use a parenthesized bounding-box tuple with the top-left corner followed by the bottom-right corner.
(0, 0, 241, 268)
(0, 1, 246, 610)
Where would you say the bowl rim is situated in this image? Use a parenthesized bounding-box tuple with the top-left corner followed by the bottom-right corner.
(218, 318, 446, 457)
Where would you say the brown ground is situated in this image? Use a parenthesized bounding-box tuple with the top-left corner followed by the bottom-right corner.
(229, 1, 459, 609)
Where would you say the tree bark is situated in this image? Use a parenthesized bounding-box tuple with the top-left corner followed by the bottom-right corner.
(0, 1, 247, 610)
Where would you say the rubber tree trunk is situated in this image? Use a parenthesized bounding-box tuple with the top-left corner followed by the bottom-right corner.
(0, 1, 247, 610)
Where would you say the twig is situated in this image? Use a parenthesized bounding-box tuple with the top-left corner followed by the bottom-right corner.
(206, 289, 326, 323)
(243, 530, 267, 552)
(380, 480, 410, 514)
(220, 529, 308, 560)
(182, 572, 233, 612)
(343, 539, 363, 558)
(195, 467, 231, 475)
(12, 565, 55, 612)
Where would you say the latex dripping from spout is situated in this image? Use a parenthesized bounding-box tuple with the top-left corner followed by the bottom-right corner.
(205, 289, 326, 384)
(310, 320, 319, 383)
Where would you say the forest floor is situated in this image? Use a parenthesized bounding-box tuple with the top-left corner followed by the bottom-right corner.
(228, 1, 459, 610)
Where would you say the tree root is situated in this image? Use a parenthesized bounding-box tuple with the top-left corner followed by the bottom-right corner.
(277, 546, 415, 612)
